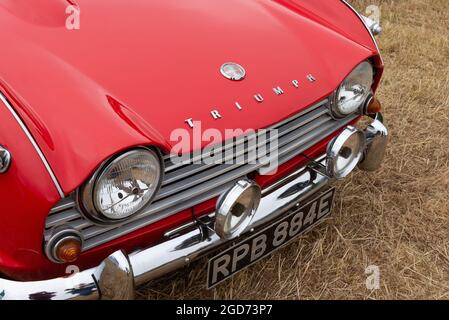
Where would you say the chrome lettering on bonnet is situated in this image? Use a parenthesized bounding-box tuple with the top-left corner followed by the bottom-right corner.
(210, 110, 222, 120)
(292, 80, 299, 88)
(272, 86, 284, 95)
(185, 118, 194, 128)
(185, 73, 317, 127)
(307, 74, 316, 82)
(254, 94, 264, 103)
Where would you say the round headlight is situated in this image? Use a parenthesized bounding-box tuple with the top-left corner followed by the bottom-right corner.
(332, 61, 374, 117)
(327, 126, 365, 179)
(80, 148, 162, 223)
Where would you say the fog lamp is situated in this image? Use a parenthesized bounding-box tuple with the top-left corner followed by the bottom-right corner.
(215, 179, 261, 239)
(327, 126, 365, 179)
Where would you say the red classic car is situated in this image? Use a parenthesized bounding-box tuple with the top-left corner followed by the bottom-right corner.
(0, 0, 387, 299)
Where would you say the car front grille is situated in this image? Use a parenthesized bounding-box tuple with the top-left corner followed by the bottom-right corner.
(44, 97, 357, 252)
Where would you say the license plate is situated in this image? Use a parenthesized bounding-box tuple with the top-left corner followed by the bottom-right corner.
(207, 188, 336, 289)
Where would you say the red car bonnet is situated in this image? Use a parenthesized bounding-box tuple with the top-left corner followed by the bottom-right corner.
(0, 0, 378, 194)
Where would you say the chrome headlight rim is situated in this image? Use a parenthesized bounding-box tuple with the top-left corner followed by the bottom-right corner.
(327, 126, 366, 180)
(330, 61, 374, 119)
(215, 179, 261, 239)
(45, 226, 84, 263)
(78, 147, 164, 225)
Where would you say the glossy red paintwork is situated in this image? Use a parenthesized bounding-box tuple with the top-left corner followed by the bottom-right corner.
(0, 0, 382, 280)
(0, 96, 60, 280)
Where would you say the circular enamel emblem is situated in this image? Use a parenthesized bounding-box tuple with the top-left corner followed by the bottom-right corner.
(220, 63, 246, 81)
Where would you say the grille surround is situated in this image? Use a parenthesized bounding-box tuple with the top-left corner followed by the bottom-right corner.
(45, 97, 357, 253)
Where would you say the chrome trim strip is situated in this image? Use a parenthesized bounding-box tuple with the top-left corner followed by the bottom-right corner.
(163, 220, 197, 239)
(0, 93, 65, 198)
(341, 0, 384, 64)
(49, 195, 76, 214)
(46, 209, 82, 229)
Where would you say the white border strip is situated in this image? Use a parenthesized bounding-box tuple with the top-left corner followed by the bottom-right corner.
(341, 0, 384, 64)
(0, 92, 65, 198)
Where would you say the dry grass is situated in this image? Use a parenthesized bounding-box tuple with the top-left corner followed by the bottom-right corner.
(138, 0, 449, 300)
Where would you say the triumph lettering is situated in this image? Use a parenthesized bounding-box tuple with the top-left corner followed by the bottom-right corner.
(184, 76, 317, 126)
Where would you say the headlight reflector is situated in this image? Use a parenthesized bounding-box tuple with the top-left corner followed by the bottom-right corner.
(81, 148, 162, 222)
(333, 61, 374, 117)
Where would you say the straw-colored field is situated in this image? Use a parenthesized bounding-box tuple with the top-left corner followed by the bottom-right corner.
(139, 0, 449, 299)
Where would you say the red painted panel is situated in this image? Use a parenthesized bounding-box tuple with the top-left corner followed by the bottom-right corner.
(0, 0, 376, 193)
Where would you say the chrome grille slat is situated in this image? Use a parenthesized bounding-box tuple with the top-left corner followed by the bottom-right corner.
(277, 107, 328, 136)
(278, 118, 339, 157)
(45, 209, 81, 228)
(158, 136, 274, 198)
(278, 115, 358, 165)
(157, 164, 239, 200)
(48, 196, 76, 214)
(163, 163, 216, 185)
(81, 225, 114, 239)
(157, 115, 331, 200)
(163, 129, 262, 174)
(65, 219, 92, 230)
(152, 119, 336, 210)
(45, 97, 355, 252)
(268, 98, 328, 129)
(143, 163, 259, 215)
(278, 116, 332, 149)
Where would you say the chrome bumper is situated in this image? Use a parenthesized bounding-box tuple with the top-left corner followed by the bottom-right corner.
(0, 113, 387, 300)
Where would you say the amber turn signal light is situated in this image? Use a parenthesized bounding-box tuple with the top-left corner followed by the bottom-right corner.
(54, 237, 82, 263)
(366, 97, 382, 114)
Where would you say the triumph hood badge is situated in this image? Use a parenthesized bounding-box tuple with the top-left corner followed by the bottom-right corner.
(220, 62, 246, 81)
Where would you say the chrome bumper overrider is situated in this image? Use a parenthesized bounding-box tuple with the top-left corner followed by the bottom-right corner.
(0, 113, 387, 300)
